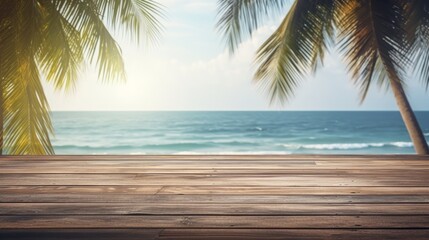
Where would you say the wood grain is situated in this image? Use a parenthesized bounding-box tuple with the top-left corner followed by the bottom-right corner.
(0, 155, 428, 239)
(1, 229, 429, 240)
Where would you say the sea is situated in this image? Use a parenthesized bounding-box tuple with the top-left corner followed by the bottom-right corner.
(51, 111, 429, 155)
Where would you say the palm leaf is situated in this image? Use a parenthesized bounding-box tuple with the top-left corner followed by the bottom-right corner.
(1, 0, 54, 155)
(55, 0, 126, 83)
(216, 0, 287, 53)
(94, 0, 165, 44)
(54, 0, 164, 83)
(4, 57, 54, 155)
(37, 0, 84, 91)
(337, 0, 409, 101)
(0, 0, 17, 154)
(0, 0, 164, 155)
(405, 0, 429, 90)
(254, 0, 339, 103)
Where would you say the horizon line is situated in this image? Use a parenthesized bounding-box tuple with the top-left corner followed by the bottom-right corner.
(48, 110, 429, 112)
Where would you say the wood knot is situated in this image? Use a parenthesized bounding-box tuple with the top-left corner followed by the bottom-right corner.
(180, 217, 193, 226)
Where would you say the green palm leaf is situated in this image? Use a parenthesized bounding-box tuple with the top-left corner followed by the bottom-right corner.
(337, 0, 409, 101)
(216, 0, 287, 53)
(406, 0, 429, 89)
(0, 0, 163, 155)
(1, 0, 54, 155)
(38, 0, 84, 91)
(218, 0, 340, 103)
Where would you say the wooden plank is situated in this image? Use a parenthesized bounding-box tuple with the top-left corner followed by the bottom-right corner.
(0, 229, 162, 240)
(1, 159, 428, 165)
(2, 161, 428, 171)
(1, 215, 429, 229)
(1, 203, 428, 215)
(0, 160, 317, 167)
(1, 229, 428, 240)
(1, 194, 428, 203)
(1, 154, 429, 161)
(2, 167, 429, 174)
(158, 229, 429, 240)
(1, 173, 428, 186)
(2, 185, 429, 195)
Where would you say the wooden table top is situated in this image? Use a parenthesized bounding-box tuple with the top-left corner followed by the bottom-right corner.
(0, 155, 428, 239)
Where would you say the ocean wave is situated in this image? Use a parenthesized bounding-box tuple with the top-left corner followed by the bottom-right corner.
(389, 142, 414, 148)
(174, 151, 292, 155)
(54, 140, 259, 151)
(55, 142, 212, 150)
(281, 142, 415, 150)
(211, 140, 258, 146)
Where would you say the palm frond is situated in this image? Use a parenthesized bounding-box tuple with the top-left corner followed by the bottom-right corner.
(37, 0, 84, 91)
(405, 0, 429, 90)
(4, 57, 54, 155)
(51, 0, 164, 84)
(337, 0, 409, 101)
(308, 1, 338, 73)
(0, 0, 17, 155)
(216, 0, 287, 53)
(254, 0, 339, 104)
(0, 0, 164, 155)
(2, 0, 53, 155)
(94, 0, 165, 44)
(55, 0, 126, 83)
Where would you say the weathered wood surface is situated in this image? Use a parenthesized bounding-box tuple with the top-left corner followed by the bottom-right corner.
(0, 155, 428, 239)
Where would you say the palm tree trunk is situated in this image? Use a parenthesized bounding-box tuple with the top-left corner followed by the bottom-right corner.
(0, 71, 3, 155)
(0, 81, 2, 156)
(390, 78, 429, 155)
(0, 103, 3, 155)
(0, 107, 2, 156)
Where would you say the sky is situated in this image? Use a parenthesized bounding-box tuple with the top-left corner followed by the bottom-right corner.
(44, 0, 429, 111)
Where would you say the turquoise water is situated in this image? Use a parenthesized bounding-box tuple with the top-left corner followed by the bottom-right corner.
(51, 111, 429, 154)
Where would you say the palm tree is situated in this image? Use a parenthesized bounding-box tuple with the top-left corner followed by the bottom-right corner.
(0, 0, 163, 155)
(217, 0, 429, 155)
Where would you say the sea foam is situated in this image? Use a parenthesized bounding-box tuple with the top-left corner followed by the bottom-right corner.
(174, 151, 292, 155)
(281, 142, 415, 150)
